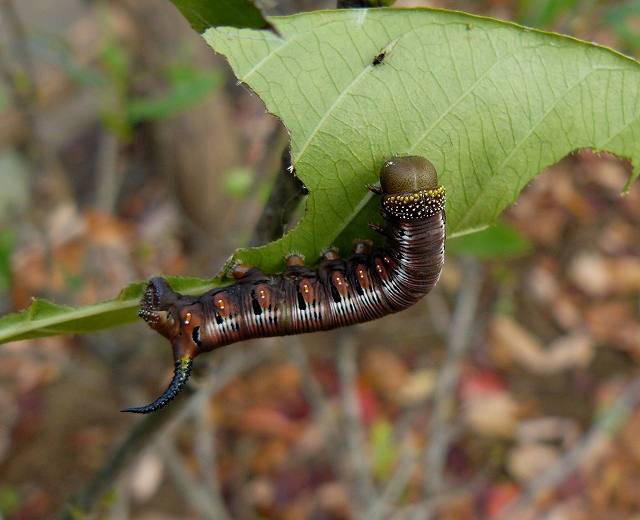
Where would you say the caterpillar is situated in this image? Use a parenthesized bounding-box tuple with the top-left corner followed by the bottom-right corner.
(124, 155, 446, 413)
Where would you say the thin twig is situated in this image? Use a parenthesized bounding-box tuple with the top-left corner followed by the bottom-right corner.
(425, 285, 451, 338)
(94, 131, 122, 214)
(55, 343, 275, 519)
(396, 476, 486, 520)
(415, 261, 483, 519)
(165, 342, 278, 434)
(54, 386, 194, 520)
(337, 328, 377, 511)
(156, 436, 224, 520)
(367, 406, 432, 519)
(286, 338, 345, 475)
(367, 442, 419, 520)
(105, 479, 130, 520)
(286, 337, 334, 430)
(194, 391, 231, 520)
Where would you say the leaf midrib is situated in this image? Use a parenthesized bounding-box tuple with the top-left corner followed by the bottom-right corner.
(0, 280, 221, 343)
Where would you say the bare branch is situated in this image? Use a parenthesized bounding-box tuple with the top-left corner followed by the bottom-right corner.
(419, 261, 483, 518)
(156, 436, 225, 520)
(367, 442, 419, 520)
(194, 392, 231, 520)
(55, 343, 276, 519)
(94, 132, 123, 214)
(54, 386, 194, 520)
(337, 329, 377, 511)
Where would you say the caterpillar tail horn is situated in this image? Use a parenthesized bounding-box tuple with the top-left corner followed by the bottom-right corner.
(121, 356, 193, 414)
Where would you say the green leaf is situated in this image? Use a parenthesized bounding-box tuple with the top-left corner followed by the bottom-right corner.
(126, 65, 223, 125)
(0, 276, 224, 344)
(167, 0, 272, 34)
(516, 0, 580, 28)
(204, 8, 640, 274)
(446, 222, 531, 260)
(0, 150, 30, 226)
(605, 1, 640, 53)
(2, 8, 640, 343)
(370, 418, 399, 478)
(0, 88, 8, 114)
(0, 485, 21, 516)
(0, 230, 15, 289)
(222, 166, 256, 197)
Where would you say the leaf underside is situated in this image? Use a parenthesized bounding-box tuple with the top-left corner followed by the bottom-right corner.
(205, 9, 640, 274)
(1, 7, 639, 343)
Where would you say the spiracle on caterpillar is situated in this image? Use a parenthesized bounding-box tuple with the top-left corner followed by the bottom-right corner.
(123, 155, 446, 413)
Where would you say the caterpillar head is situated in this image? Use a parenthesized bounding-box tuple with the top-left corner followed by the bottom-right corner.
(123, 277, 204, 414)
(380, 155, 438, 194)
(379, 156, 445, 220)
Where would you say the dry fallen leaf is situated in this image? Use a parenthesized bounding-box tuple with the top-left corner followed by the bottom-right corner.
(362, 347, 408, 403)
(130, 451, 165, 502)
(528, 258, 559, 304)
(507, 441, 560, 483)
(551, 292, 583, 331)
(508, 165, 572, 246)
(227, 405, 305, 442)
(570, 253, 640, 297)
(568, 253, 610, 297)
(597, 218, 636, 255)
(462, 391, 521, 439)
(243, 477, 274, 508)
(620, 411, 640, 466)
(397, 368, 437, 406)
(436, 493, 478, 520)
(46, 202, 87, 248)
(314, 482, 351, 519)
(251, 438, 290, 474)
(483, 481, 521, 518)
(586, 153, 632, 193)
(585, 301, 640, 355)
(516, 417, 580, 449)
(490, 316, 595, 374)
(458, 369, 508, 399)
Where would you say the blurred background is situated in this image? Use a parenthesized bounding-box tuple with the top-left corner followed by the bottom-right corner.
(0, 0, 639, 518)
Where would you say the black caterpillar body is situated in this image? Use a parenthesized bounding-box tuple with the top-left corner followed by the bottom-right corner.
(124, 156, 446, 413)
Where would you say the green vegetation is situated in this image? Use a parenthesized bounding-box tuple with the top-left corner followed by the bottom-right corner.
(0, 7, 638, 344)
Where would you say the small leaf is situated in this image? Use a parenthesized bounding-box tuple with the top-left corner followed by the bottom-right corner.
(516, 0, 580, 28)
(0, 230, 14, 289)
(605, 2, 640, 52)
(126, 66, 223, 125)
(0, 485, 21, 517)
(222, 166, 255, 197)
(0, 150, 30, 225)
(446, 223, 532, 260)
(0, 276, 223, 344)
(0, 88, 8, 113)
(167, 0, 272, 34)
(370, 418, 398, 478)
